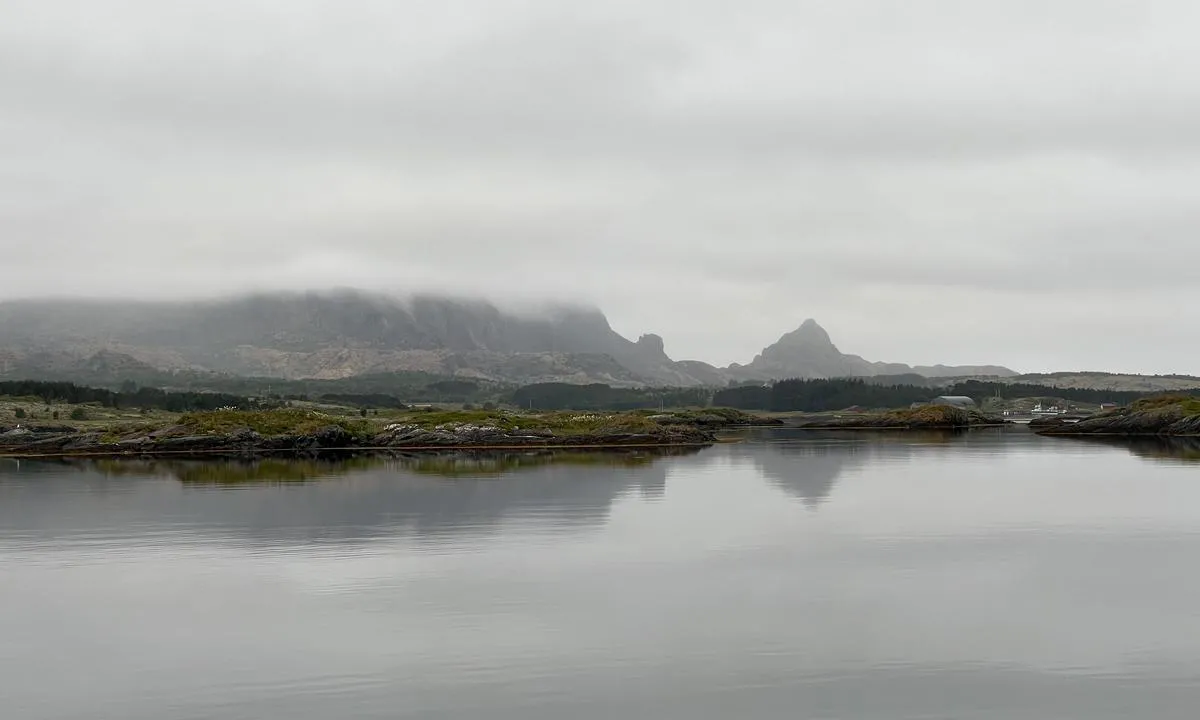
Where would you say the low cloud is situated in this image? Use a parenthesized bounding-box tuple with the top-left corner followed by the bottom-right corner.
(2, 0, 1199, 372)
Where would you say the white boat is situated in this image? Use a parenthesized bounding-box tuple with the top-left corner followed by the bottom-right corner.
(1031, 403, 1066, 417)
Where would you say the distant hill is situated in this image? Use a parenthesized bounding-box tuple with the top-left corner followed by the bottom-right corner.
(1007, 372, 1200, 393)
(0, 291, 1015, 387)
(729, 319, 1017, 381)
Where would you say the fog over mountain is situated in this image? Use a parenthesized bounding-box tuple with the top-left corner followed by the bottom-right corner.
(4, 1, 1200, 374)
(0, 291, 1014, 386)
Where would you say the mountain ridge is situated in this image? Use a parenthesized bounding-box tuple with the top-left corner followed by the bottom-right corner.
(0, 291, 1016, 386)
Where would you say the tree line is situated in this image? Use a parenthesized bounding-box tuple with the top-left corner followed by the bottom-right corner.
(511, 383, 712, 411)
(712, 378, 1157, 412)
(0, 380, 256, 412)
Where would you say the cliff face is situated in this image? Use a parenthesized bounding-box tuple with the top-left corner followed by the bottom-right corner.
(0, 293, 1014, 386)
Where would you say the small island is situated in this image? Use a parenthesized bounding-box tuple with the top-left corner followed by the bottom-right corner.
(0, 407, 766, 460)
(785, 405, 1007, 430)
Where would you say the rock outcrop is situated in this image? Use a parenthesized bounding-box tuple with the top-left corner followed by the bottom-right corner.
(1036, 399, 1200, 436)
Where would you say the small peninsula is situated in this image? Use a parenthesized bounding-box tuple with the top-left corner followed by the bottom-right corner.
(0, 407, 765, 460)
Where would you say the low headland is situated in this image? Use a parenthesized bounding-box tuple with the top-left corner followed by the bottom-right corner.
(1034, 395, 1200, 437)
(0, 407, 766, 460)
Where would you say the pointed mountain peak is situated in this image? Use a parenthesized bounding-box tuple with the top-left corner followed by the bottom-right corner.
(745, 318, 846, 377)
(778, 318, 833, 348)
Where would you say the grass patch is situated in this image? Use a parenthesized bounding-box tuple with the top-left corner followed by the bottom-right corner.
(178, 408, 374, 437)
(884, 405, 970, 425)
(1131, 394, 1200, 415)
(383, 409, 669, 435)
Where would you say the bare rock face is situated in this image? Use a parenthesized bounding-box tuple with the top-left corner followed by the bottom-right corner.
(636, 334, 667, 356)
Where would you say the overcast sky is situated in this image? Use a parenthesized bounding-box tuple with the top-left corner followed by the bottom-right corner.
(3, 0, 1199, 373)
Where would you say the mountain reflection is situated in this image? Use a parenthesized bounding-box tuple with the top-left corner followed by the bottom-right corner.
(0, 431, 1053, 547)
(727, 428, 1014, 508)
(728, 439, 859, 508)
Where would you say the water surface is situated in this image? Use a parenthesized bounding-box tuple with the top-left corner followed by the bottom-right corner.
(3, 429, 1200, 719)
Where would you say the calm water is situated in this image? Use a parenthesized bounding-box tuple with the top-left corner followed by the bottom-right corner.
(3, 428, 1200, 719)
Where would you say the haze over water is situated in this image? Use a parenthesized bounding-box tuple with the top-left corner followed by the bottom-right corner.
(3, 429, 1200, 719)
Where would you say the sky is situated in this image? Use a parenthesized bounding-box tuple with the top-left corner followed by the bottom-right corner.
(3, 0, 1200, 374)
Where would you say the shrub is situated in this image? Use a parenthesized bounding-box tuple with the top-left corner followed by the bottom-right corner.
(14, 408, 26, 419)
(69, 408, 89, 421)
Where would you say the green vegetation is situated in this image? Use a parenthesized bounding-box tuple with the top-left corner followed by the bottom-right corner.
(886, 405, 971, 426)
(383, 408, 666, 435)
(177, 409, 373, 437)
(183, 372, 510, 405)
(1130, 394, 1200, 415)
(317, 393, 410, 409)
(0, 380, 256, 412)
(511, 383, 711, 411)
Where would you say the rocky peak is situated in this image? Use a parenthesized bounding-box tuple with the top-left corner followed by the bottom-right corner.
(635, 333, 667, 357)
(776, 319, 834, 349)
(759, 319, 840, 362)
(741, 318, 852, 379)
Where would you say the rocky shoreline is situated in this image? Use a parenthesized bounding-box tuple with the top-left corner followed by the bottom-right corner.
(1035, 399, 1200, 437)
(0, 419, 720, 460)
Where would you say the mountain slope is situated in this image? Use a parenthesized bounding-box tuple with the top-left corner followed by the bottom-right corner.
(0, 292, 714, 386)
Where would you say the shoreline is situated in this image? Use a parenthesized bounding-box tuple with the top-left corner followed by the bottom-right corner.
(0, 408, 733, 460)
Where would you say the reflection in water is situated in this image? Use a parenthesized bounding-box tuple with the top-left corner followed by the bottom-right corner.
(0, 449, 702, 545)
(6, 432, 1200, 719)
(1049, 435, 1200, 463)
(727, 429, 975, 508)
(79, 449, 696, 485)
(6, 429, 1188, 550)
(730, 439, 860, 508)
